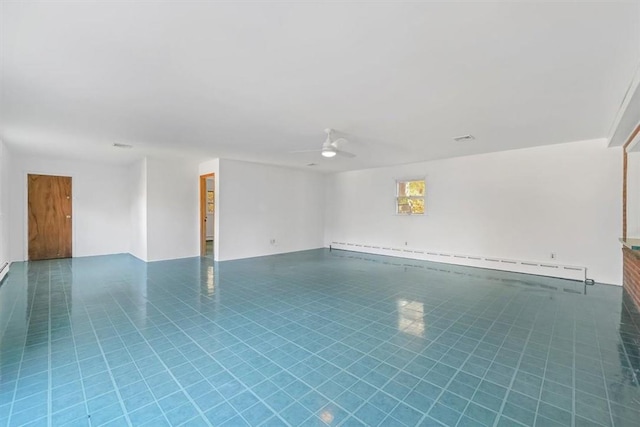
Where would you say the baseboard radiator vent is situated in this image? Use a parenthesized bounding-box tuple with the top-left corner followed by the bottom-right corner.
(330, 242, 586, 282)
(0, 262, 9, 284)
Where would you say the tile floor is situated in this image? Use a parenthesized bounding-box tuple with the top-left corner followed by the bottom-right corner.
(0, 249, 639, 426)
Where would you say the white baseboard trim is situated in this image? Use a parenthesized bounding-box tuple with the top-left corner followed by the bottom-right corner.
(329, 241, 586, 282)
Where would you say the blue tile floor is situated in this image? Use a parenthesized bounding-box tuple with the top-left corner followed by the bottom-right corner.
(1, 249, 639, 426)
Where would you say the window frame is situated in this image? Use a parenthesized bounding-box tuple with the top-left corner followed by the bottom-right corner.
(395, 177, 426, 215)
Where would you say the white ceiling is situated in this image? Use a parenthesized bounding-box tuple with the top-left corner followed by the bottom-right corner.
(1, 1, 639, 172)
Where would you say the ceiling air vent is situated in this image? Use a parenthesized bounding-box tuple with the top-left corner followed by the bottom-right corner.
(113, 143, 133, 149)
(452, 135, 475, 142)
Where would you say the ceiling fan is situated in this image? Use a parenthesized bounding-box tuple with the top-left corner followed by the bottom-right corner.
(290, 128, 356, 158)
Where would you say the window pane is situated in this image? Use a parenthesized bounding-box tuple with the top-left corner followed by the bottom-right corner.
(397, 182, 406, 197)
(396, 179, 425, 214)
(410, 198, 425, 214)
(406, 180, 425, 196)
(397, 196, 411, 214)
(397, 197, 424, 214)
(397, 203, 412, 214)
(397, 179, 425, 197)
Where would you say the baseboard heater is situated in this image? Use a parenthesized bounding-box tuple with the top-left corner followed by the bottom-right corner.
(330, 241, 587, 282)
(0, 262, 9, 284)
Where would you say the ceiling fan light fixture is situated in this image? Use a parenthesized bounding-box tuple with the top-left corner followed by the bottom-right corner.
(321, 148, 337, 158)
(289, 128, 354, 159)
(321, 129, 338, 157)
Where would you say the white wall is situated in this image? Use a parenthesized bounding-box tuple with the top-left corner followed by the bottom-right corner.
(2, 140, 621, 286)
(128, 158, 148, 261)
(325, 139, 622, 285)
(146, 157, 200, 261)
(0, 141, 11, 268)
(0, 142, 19, 343)
(205, 159, 324, 261)
(9, 154, 131, 261)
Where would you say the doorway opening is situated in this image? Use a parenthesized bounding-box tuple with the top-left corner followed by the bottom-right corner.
(200, 173, 215, 258)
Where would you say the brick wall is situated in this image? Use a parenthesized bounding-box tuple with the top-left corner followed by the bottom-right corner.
(622, 247, 640, 310)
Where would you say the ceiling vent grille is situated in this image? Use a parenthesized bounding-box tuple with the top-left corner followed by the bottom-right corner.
(113, 143, 133, 149)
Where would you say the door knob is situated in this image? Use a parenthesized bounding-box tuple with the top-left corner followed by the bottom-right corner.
(66, 215, 71, 219)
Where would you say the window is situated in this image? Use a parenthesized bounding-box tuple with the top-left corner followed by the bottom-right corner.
(396, 179, 425, 215)
(207, 191, 214, 213)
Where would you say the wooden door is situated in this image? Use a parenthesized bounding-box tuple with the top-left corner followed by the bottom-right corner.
(28, 174, 72, 260)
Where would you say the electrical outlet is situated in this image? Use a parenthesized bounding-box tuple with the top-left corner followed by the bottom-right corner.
(550, 252, 556, 259)
(270, 238, 276, 245)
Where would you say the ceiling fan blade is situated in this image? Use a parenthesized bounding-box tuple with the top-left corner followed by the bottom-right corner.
(289, 149, 321, 154)
(336, 150, 356, 158)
